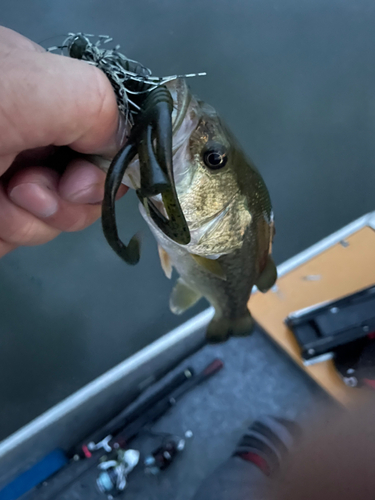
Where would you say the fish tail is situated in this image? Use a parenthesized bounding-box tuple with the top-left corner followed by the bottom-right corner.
(206, 310, 254, 344)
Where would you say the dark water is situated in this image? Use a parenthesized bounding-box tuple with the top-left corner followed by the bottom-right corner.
(1, 0, 374, 440)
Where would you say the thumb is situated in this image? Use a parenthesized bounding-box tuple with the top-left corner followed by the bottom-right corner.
(0, 27, 129, 161)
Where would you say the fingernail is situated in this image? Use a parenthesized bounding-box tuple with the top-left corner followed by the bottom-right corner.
(9, 183, 59, 218)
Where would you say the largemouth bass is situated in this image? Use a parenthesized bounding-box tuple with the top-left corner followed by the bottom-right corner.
(96, 78, 277, 342)
(57, 34, 276, 342)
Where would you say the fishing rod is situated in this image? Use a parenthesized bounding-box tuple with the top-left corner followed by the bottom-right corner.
(70, 366, 195, 459)
(113, 358, 224, 448)
(30, 358, 224, 500)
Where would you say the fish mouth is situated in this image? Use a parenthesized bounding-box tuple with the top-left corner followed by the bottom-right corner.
(170, 79, 192, 137)
(99, 78, 197, 263)
(139, 186, 190, 246)
(134, 78, 199, 246)
(146, 194, 167, 218)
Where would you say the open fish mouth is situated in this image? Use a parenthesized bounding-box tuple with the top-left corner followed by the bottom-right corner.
(146, 194, 168, 218)
(101, 78, 194, 265)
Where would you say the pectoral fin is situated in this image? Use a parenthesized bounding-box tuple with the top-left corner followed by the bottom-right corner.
(158, 245, 173, 279)
(170, 278, 202, 315)
(191, 254, 226, 280)
(256, 256, 277, 293)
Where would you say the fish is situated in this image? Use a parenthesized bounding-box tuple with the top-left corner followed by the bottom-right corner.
(94, 78, 277, 343)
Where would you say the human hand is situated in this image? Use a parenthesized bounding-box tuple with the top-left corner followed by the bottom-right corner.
(0, 26, 128, 258)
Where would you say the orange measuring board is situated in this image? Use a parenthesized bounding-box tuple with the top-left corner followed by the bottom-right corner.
(250, 224, 375, 406)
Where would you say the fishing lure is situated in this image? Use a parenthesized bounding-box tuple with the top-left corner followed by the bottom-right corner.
(49, 34, 205, 264)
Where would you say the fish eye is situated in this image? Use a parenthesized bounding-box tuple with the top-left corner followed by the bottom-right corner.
(203, 145, 228, 170)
